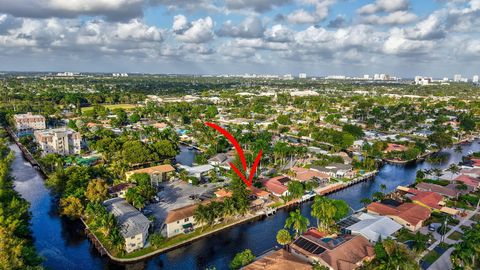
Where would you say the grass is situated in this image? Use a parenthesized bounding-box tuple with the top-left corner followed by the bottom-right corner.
(117, 217, 251, 259)
(471, 214, 480, 222)
(422, 249, 441, 264)
(81, 103, 139, 112)
(447, 231, 463, 241)
(396, 229, 416, 242)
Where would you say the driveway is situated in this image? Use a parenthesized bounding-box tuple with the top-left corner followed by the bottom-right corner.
(426, 247, 453, 270)
(144, 179, 225, 230)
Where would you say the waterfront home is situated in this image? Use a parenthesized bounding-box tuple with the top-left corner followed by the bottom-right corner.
(125, 164, 176, 186)
(344, 213, 402, 243)
(104, 197, 150, 253)
(164, 203, 198, 238)
(208, 153, 231, 168)
(453, 174, 479, 189)
(366, 202, 431, 231)
(13, 112, 46, 135)
(263, 176, 290, 197)
(404, 188, 445, 211)
(247, 186, 271, 200)
(243, 249, 312, 270)
(214, 188, 232, 198)
(177, 164, 215, 180)
(383, 143, 408, 153)
(289, 228, 375, 270)
(311, 163, 355, 179)
(290, 166, 330, 182)
(415, 182, 463, 198)
(108, 183, 134, 198)
(34, 127, 81, 156)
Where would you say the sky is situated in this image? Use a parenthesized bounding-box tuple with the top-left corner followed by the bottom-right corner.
(0, 0, 479, 78)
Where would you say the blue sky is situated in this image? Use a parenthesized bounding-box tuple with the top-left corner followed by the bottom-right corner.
(0, 0, 479, 78)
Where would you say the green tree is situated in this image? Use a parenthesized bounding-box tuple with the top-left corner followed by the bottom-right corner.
(85, 179, 109, 203)
(276, 229, 292, 246)
(60, 196, 84, 219)
(287, 181, 304, 199)
(311, 196, 336, 232)
(285, 209, 310, 236)
(229, 249, 255, 270)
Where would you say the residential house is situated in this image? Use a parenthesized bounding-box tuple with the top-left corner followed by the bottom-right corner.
(104, 197, 150, 253)
(243, 249, 312, 270)
(454, 174, 479, 189)
(367, 202, 431, 231)
(263, 176, 290, 197)
(406, 188, 445, 211)
(311, 163, 355, 179)
(108, 183, 134, 198)
(164, 203, 198, 238)
(290, 167, 330, 182)
(125, 164, 176, 186)
(34, 128, 81, 155)
(178, 164, 215, 180)
(345, 213, 402, 243)
(384, 143, 408, 153)
(289, 228, 375, 270)
(415, 182, 463, 198)
(13, 112, 46, 135)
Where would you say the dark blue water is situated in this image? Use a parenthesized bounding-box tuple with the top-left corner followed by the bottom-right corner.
(10, 140, 480, 270)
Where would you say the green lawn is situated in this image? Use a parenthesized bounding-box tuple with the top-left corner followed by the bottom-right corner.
(422, 250, 441, 264)
(81, 104, 139, 112)
(396, 229, 416, 242)
(447, 231, 463, 241)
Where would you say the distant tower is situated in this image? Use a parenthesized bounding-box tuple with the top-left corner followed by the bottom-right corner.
(299, 73, 307, 79)
(473, 75, 479, 83)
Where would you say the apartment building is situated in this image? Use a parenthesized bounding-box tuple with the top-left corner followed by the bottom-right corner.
(13, 112, 46, 135)
(34, 128, 81, 155)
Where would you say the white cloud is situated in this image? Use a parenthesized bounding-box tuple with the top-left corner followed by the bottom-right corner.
(173, 16, 214, 43)
(216, 17, 264, 38)
(361, 11, 417, 25)
(358, 0, 410, 14)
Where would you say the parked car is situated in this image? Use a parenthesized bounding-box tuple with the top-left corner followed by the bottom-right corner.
(428, 224, 436, 232)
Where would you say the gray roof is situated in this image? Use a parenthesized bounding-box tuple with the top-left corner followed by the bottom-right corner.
(104, 197, 150, 238)
(311, 163, 353, 173)
(346, 213, 402, 242)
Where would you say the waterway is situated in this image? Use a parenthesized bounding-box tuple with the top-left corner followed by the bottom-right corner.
(10, 140, 480, 270)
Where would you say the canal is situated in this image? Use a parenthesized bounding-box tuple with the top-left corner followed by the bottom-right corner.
(10, 140, 480, 270)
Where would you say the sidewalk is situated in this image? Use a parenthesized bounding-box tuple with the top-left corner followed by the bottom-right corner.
(426, 247, 453, 270)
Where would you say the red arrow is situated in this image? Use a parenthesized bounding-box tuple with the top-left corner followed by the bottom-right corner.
(205, 122, 262, 187)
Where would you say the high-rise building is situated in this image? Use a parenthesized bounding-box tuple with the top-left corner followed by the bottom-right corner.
(454, 74, 462, 82)
(13, 112, 46, 135)
(299, 73, 307, 79)
(363, 75, 370, 80)
(473, 75, 479, 83)
(34, 128, 81, 156)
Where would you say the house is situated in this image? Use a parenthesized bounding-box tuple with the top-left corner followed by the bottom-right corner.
(248, 186, 270, 199)
(290, 167, 330, 182)
(34, 128, 81, 155)
(108, 183, 134, 198)
(164, 203, 198, 238)
(263, 176, 290, 197)
(289, 228, 375, 270)
(208, 153, 230, 167)
(415, 182, 462, 198)
(104, 197, 150, 253)
(14, 113, 46, 135)
(367, 202, 431, 231)
(384, 143, 408, 153)
(454, 174, 479, 189)
(178, 164, 215, 180)
(345, 213, 402, 243)
(214, 188, 232, 198)
(406, 188, 444, 210)
(311, 163, 355, 179)
(242, 249, 312, 270)
(125, 164, 176, 186)
(163, 199, 222, 238)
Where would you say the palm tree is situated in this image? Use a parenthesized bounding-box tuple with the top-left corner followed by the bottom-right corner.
(194, 204, 209, 231)
(285, 209, 309, 237)
(372, 191, 384, 201)
(222, 197, 237, 220)
(447, 164, 461, 179)
(311, 196, 336, 232)
(432, 168, 443, 180)
(380, 184, 387, 193)
(276, 229, 292, 246)
(374, 238, 420, 270)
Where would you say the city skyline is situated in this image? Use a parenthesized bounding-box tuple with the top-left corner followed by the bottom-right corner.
(0, 0, 480, 77)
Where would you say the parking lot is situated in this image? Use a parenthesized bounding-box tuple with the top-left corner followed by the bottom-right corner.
(144, 179, 225, 230)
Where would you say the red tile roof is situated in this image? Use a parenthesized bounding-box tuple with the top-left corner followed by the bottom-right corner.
(384, 143, 408, 152)
(408, 188, 444, 209)
(454, 174, 479, 188)
(367, 202, 431, 227)
(263, 177, 288, 196)
(291, 166, 330, 182)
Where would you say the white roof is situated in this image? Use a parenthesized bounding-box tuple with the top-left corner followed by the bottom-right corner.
(179, 164, 214, 174)
(346, 213, 402, 242)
